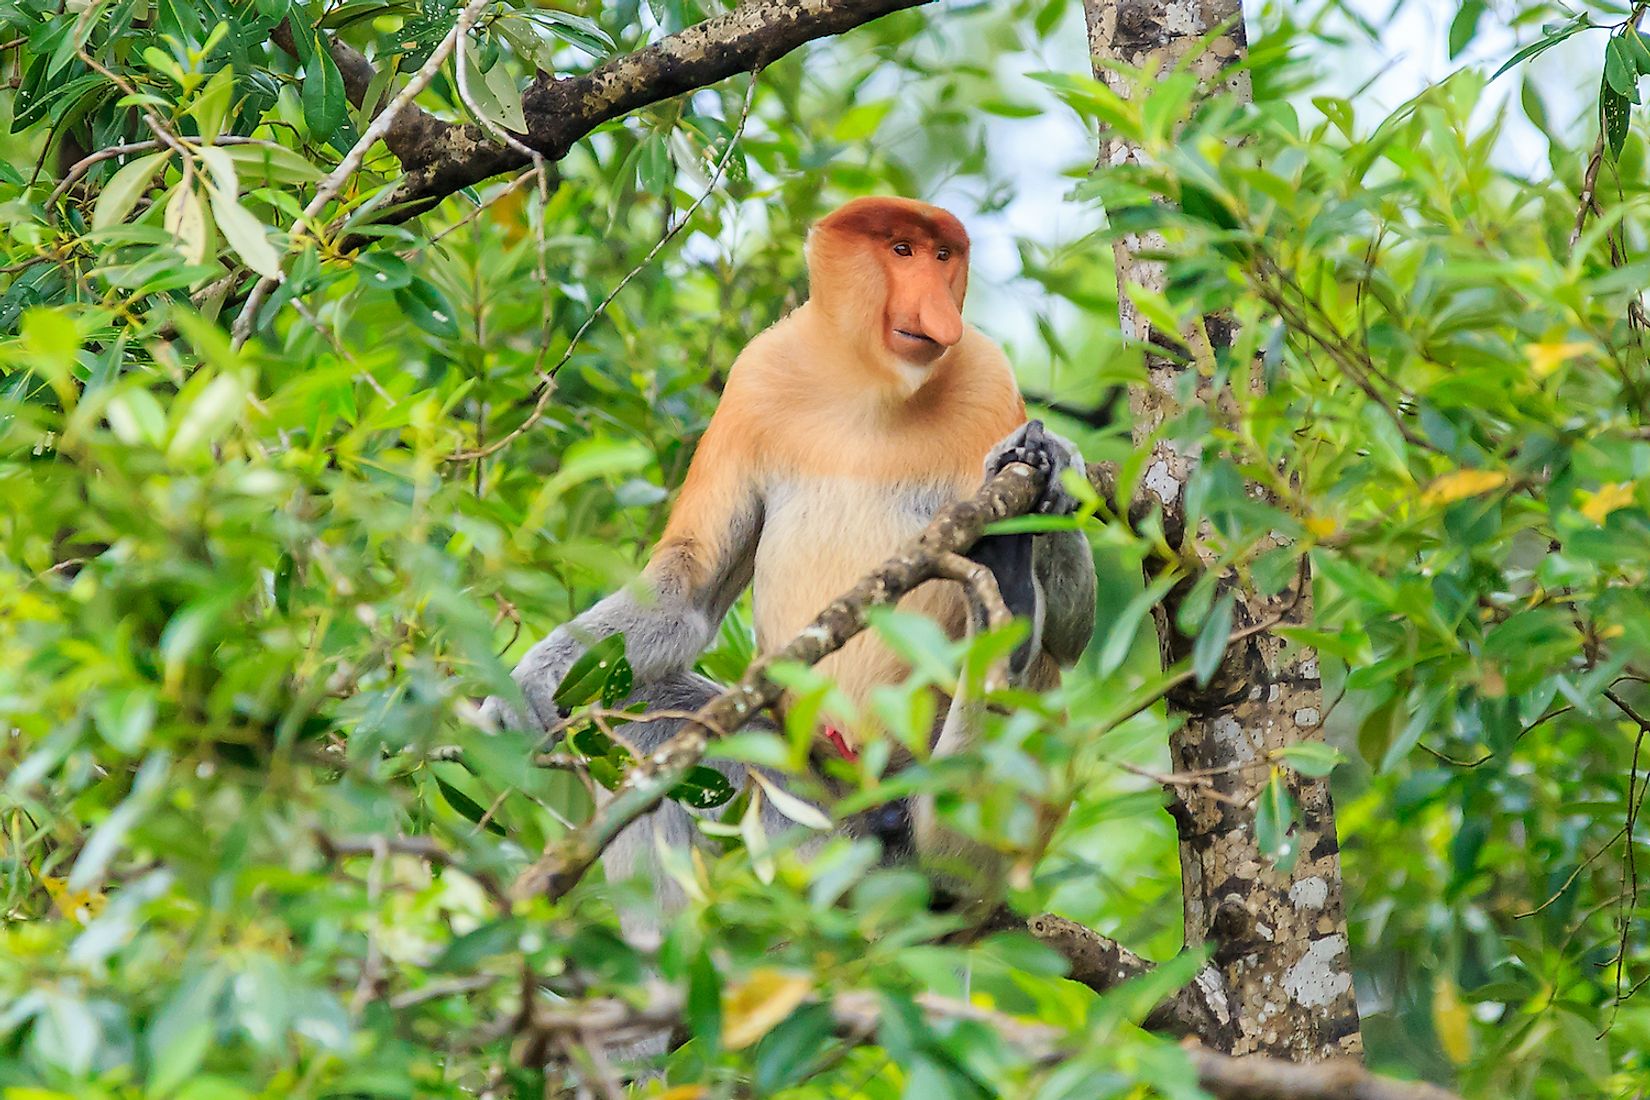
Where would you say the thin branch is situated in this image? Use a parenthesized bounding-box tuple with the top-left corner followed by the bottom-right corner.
(315, 832, 510, 912)
(232, 0, 496, 347)
(444, 71, 759, 463)
(44, 135, 268, 213)
(1181, 1045, 1461, 1100)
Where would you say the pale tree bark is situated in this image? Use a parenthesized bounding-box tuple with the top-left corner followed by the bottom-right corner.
(1082, 0, 1363, 1060)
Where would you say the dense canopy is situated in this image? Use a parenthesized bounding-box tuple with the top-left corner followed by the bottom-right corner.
(2, 1, 1649, 1097)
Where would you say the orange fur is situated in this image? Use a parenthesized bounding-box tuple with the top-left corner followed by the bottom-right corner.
(652, 198, 1028, 738)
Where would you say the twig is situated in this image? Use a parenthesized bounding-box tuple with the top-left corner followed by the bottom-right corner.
(1570, 128, 1607, 250)
(231, 0, 497, 348)
(315, 832, 510, 912)
(1601, 688, 1650, 1026)
(445, 71, 760, 463)
(388, 974, 500, 1009)
(1514, 821, 1629, 918)
(44, 135, 267, 213)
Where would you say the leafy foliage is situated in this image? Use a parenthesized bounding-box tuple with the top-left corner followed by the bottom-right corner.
(1, 0, 1649, 1095)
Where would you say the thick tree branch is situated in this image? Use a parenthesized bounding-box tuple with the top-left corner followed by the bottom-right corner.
(1182, 1048, 1460, 1100)
(513, 982, 1459, 1100)
(510, 461, 1046, 903)
(967, 907, 1230, 1042)
(1023, 912, 1232, 1044)
(278, 0, 931, 226)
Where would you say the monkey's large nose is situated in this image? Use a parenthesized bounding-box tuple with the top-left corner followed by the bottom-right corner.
(917, 292, 964, 347)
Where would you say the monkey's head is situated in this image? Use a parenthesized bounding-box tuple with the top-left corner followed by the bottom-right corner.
(806, 197, 971, 390)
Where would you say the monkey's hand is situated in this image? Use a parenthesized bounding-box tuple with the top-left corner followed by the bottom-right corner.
(478, 626, 588, 733)
(984, 419, 1085, 516)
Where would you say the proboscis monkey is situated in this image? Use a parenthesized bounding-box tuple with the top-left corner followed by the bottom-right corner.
(485, 196, 1096, 906)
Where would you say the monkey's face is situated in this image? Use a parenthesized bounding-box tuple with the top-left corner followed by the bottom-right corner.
(808, 197, 971, 377)
(878, 232, 967, 366)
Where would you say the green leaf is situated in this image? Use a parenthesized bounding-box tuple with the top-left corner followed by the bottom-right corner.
(1490, 17, 1589, 80)
(1448, 0, 1485, 59)
(1277, 742, 1344, 778)
(168, 371, 248, 460)
(105, 387, 168, 447)
(92, 687, 157, 753)
(671, 765, 736, 810)
(636, 132, 674, 195)
(356, 252, 411, 290)
(528, 8, 614, 57)
(1191, 590, 1236, 687)
(303, 37, 347, 137)
(751, 771, 831, 830)
(393, 277, 460, 338)
(1602, 82, 1631, 159)
(1605, 37, 1639, 99)
(1254, 768, 1299, 872)
(189, 65, 236, 143)
(867, 607, 956, 684)
(1098, 570, 1180, 677)
(754, 1001, 835, 1092)
(225, 143, 324, 185)
(207, 183, 283, 278)
(553, 634, 630, 709)
(687, 947, 722, 1053)
(92, 151, 170, 229)
(1627, 30, 1650, 75)
(480, 45, 526, 132)
(433, 774, 507, 835)
(163, 184, 210, 266)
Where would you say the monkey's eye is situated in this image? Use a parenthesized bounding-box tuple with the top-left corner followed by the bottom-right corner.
(892, 241, 913, 257)
(936, 247, 951, 262)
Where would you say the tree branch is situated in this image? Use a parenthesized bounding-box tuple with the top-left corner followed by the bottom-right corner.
(1025, 912, 1232, 1043)
(509, 460, 1046, 903)
(512, 981, 1460, 1100)
(278, 0, 931, 228)
(1182, 1047, 1461, 1100)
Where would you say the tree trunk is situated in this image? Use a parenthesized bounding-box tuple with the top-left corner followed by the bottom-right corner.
(1081, 0, 1363, 1060)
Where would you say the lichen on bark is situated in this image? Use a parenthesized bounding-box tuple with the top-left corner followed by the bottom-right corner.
(1081, 0, 1363, 1060)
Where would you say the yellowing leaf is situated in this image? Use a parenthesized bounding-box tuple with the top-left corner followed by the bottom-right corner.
(164, 183, 209, 266)
(1432, 976, 1472, 1065)
(1524, 341, 1592, 378)
(1579, 481, 1636, 524)
(721, 969, 811, 1050)
(1305, 515, 1336, 538)
(1420, 468, 1507, 507)
(653, 1088, 707, 1100)
(41, 875, 105, 925)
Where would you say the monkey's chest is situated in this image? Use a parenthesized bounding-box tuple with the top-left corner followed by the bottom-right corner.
(752, 477, 968, 711)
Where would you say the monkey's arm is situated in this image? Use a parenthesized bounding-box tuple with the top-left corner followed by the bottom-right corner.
(491, 411, 763, 730)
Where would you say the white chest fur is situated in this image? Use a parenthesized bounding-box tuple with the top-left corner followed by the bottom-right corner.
(751, 475, 967, 711)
